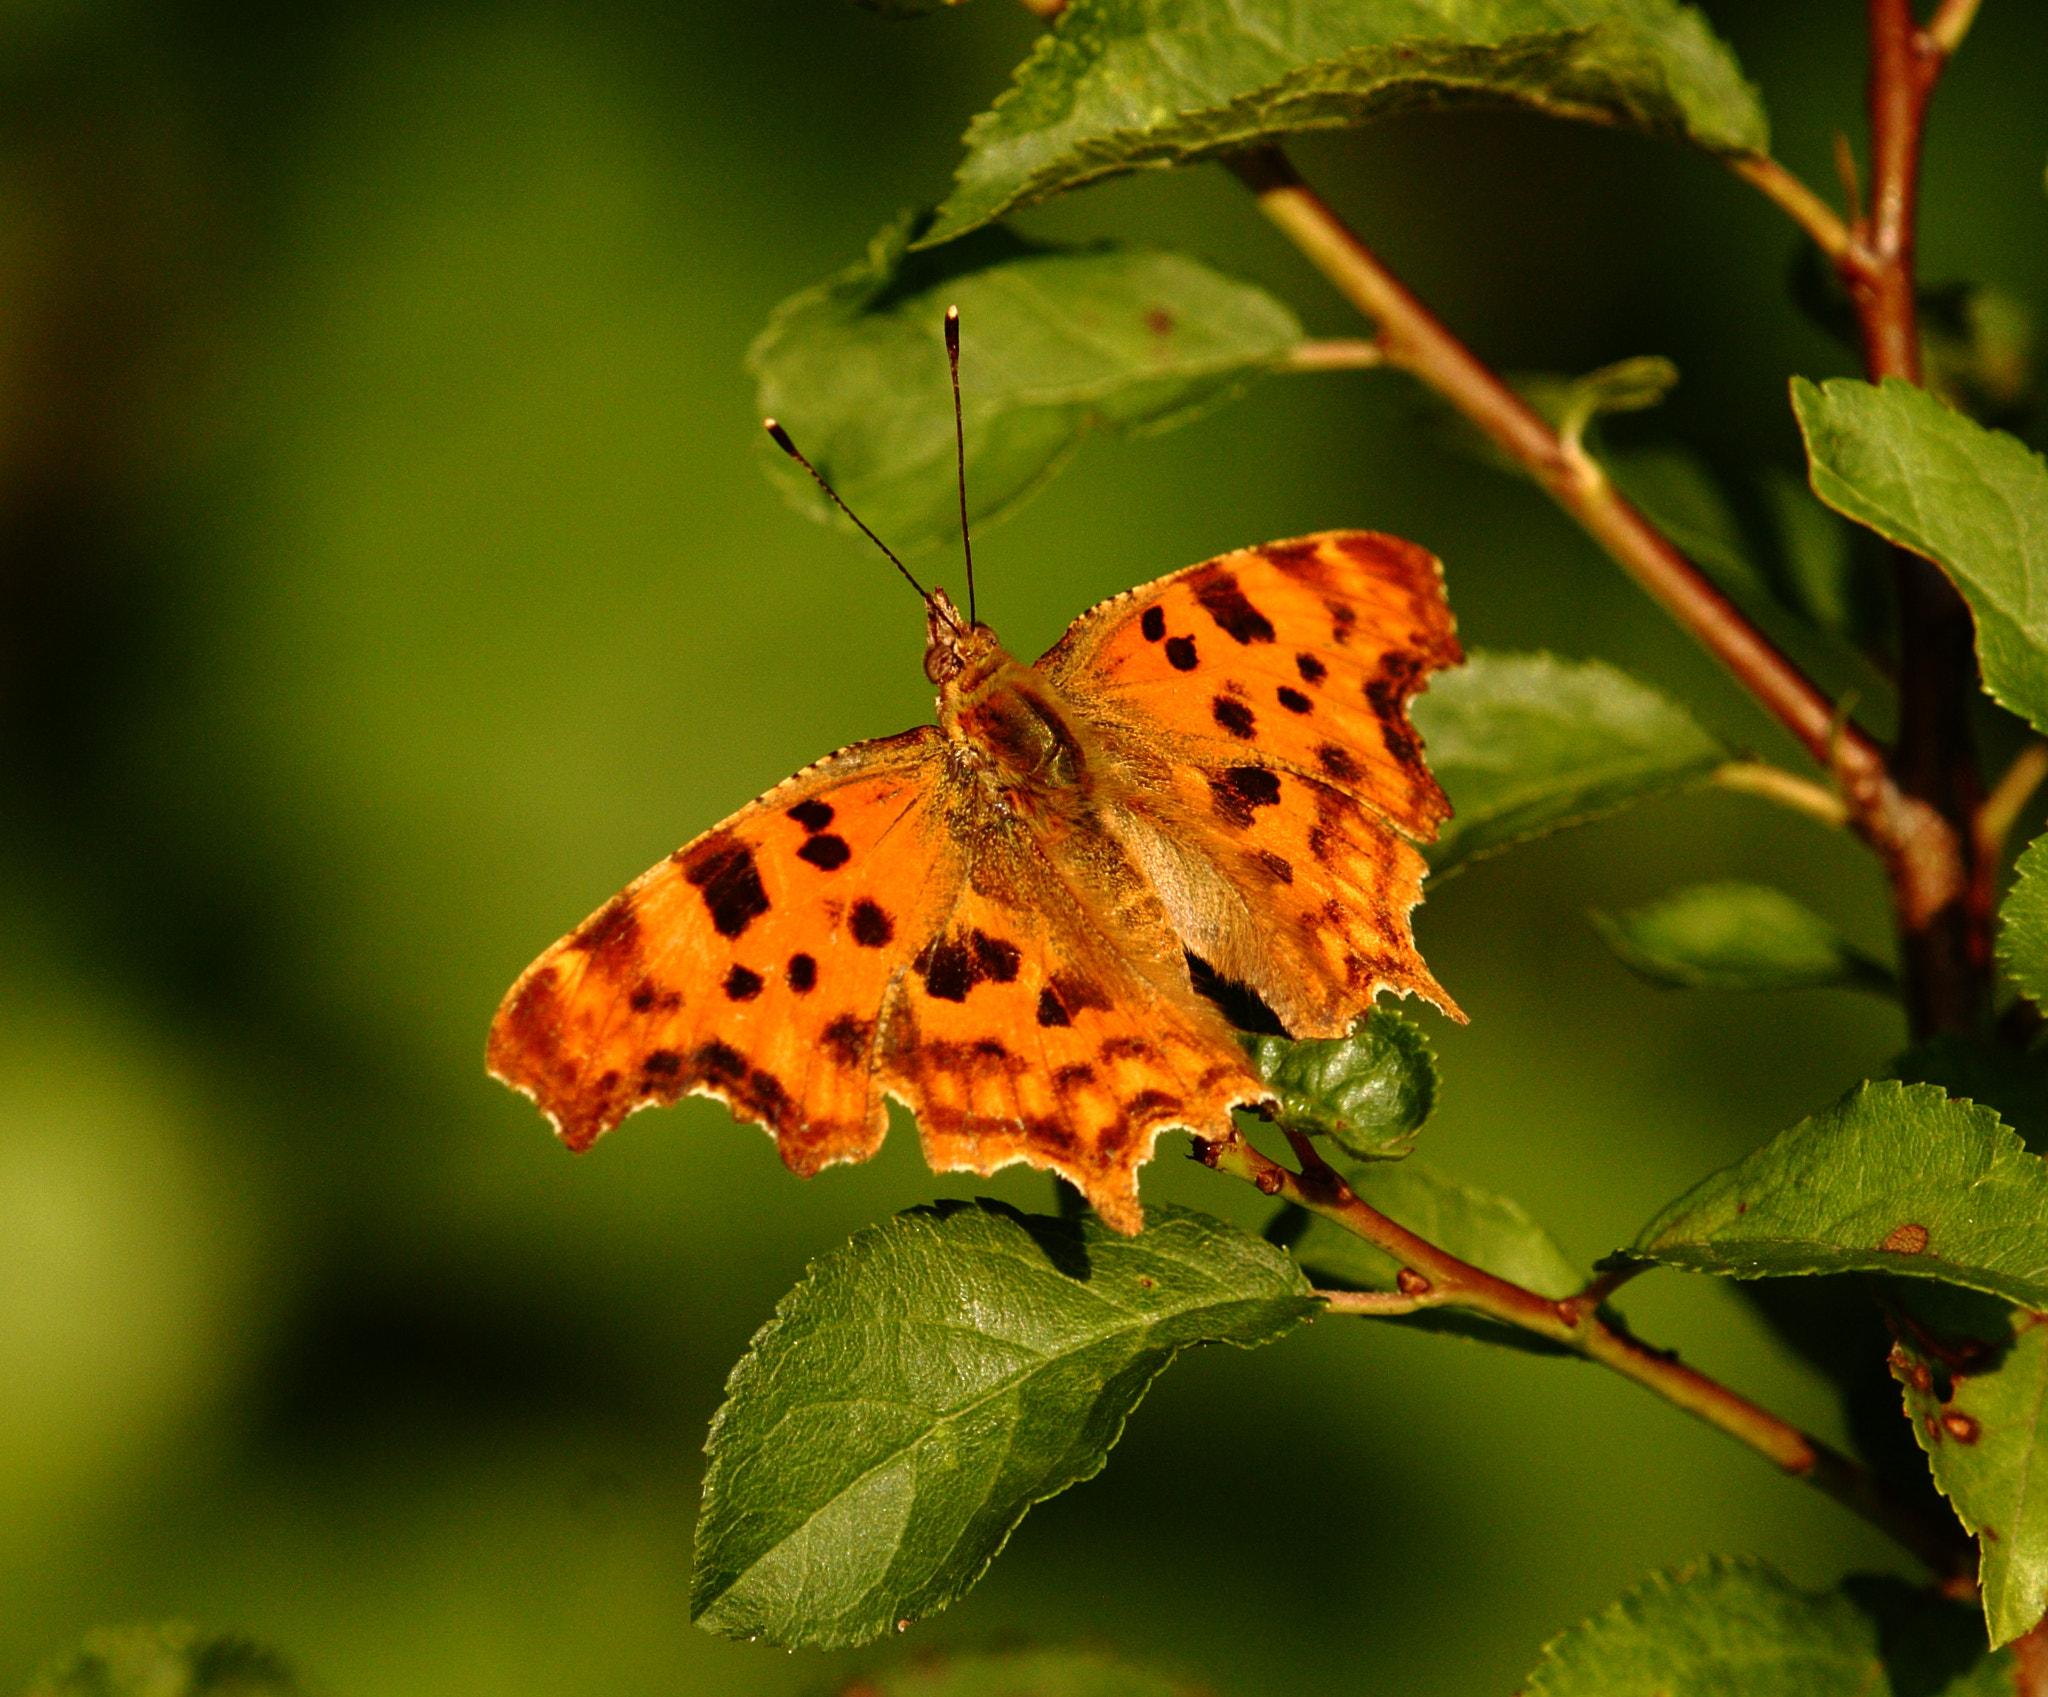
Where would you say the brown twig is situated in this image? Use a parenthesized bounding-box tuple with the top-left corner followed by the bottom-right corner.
(1196, 1128, 1976, 1580)
(1225, 145, 1910, 851)
(2014, 1612, 2048, 1697)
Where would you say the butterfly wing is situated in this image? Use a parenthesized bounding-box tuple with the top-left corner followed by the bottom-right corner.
(488, 728, 957, 1177)
(1039, 530, 1464, 1036)
(875, 805, 1267, 1234)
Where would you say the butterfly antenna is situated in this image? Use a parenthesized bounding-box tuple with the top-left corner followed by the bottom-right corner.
(944, 304, 977, 627)
(762, 418, 943, 615)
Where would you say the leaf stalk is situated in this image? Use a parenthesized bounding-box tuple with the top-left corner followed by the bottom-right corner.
(1195, 1125, 1975, 1581)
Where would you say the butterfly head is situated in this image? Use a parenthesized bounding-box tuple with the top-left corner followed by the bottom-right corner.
(923, 585, 998, 686)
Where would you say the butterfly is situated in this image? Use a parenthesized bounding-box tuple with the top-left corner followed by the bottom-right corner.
(489, 313, 1463, 1234)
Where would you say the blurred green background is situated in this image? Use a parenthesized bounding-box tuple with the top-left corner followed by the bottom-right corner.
(3, 3, 2045, 1693)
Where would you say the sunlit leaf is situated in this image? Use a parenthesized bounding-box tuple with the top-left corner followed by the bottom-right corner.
(750, 213, 1304, 552)
(1999, 833, 2048, 1012)
(26, 1624, 298, 1697)
(1521, 1558, 2012, 1696)
(1411, 650, 1726, 874)
(1274, 1159, 1582, 1354)
(1591, 881, 1897, 995)
(692, 1200, 1315, 1648)
(1628, 1080, 2048, 1309)
(1240, 1010, 1436, 1161)
(1883, 1281, 2048, 1647)
(1794, 375, 2048, 736)
(924, 0, 1768, 244)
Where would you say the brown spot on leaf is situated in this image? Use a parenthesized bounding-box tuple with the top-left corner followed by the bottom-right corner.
(1144, 306, 1174, 336)
(1882, 1222, 1931, 1255)
(1942, 1412, 1981, 1443)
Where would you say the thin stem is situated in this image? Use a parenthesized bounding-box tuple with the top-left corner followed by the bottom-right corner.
(1978, 742, 2048, 864)
(1728, 154, 1855, 262)
(1855, 0, 1987, 1037)
(1316, 1286, 1431, 1315)
(1226, 145, 1903, 834)
(1197, 1129, 1976, 1579)
(1712, 760, 1851, 828)
(1014, 0, 1068, 16)
(1925, 0, 1987, 67)
(1283, 337, 1387, 371)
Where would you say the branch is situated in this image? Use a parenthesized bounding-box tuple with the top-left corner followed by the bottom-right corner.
(1195, 1128, 1976, 1580)
(1225, 145, 1904, 837)
(1282, 337, 1386, 372)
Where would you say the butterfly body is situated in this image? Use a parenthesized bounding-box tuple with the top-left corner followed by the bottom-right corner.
(490, 530, 1462, 1232)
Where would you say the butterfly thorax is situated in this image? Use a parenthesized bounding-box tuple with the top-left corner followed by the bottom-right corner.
(925, 588, 1094, 816)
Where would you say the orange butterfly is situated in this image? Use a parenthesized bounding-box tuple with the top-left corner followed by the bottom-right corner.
(489, 315, 1462, 1233)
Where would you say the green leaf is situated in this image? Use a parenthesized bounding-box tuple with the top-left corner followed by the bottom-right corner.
(1628, 1080, 2048, 1309)
(1891, 1031, 2048, 1156)
(924, 0, 1768, 244)
(1590, 881, 1898, 995)
(1758, 462, 1880, 644)
(1239, 1010, 1437, 1161)
(1275, 1159, 1582, 1354)
(750, 213, 1304, 552)
(1793, 375, 2048, 736)
(1883, 1281, 2048, 1647)
(1521, 1558, 2012, 1696)
(1606, 445, 1771, 606)
(836, 1647, 1204, 1697)
(692, 1200, 1316, 1649)
(27, 1624, 299, 1697)
(1999, 833, 2048, 1012)
(1410, 650, 1726, 874)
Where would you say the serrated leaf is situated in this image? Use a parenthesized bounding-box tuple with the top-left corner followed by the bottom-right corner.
(1410, 650, 1726, 874)
(1794, 375, 2048, 736)
(923, 0, 1768, 245)
(692, 1200, 1315, 1649)
(1891, 1031, 2048, 1156)
(1591, 881, 1898, 995)
(1521, 1557, 2012, 1696)
(1999, 834, 2048, 1011)
(1277, 1159, 1583, 1353)
(836, 1647, 1204, 1697)
(1240, 1010, 1436, 1160)
(750, 213, 1304, 552)
(1883, 1281, 2048, 1647)
(26, 1624, 299, 1697)
(1628, 1080, 2048, 1309)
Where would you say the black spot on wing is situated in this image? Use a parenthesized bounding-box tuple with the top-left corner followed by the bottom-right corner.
(1213, 696, 1256, 739)
(573, 898, 639, 962)
(1296, 653, 1327, 684)
(797, 833, 852, 870)
(1317, 742, 1361, 783)
(1192, 569, 1276, 644)
(694, 1040, 747, 1083)
(972, 930, 1021, 982)
(643, 1049, 682, 1077)
(785, 953, 817, 994)
(1251, 849, 1295, 884)
(916, 935, 978, 1002)
(722, 964, 763, 1001)
(850, 899, 894, 947)
(1208, 765, 1283, 828)
(681, 838, 771, 939)
(1277, 686, 1311, 714)
(788, 799, 834, 832)
(1165, 635, 1197, 671)
(823, 1014, 873, 1068)
(1140, 605, 1166, 641)
(1036, 987, 1071, 1027)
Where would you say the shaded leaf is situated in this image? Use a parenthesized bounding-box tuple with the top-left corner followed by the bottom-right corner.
(27, 1624, 298, 1697)
(1275, 1160, 1582, 1354)
(836, 1647, 1205, 1697)
(1891, 1030, 2048, 1156)
(1410, 650, 1726, 874)
(1590, 881, 1897, 995)
(1999, 833, 2048, 1013)
(1883, 1281, 2048, 1647)
(1606, 445, 1771, 605)
(1521, 1558, 2012, 1696)
(925, 0, 1768, 244)
(750, 213, 1304, 552)
(1240, 1009, 1436, 1161)
(1794, 375, 2048, 736)
(692, 1200, 1315, 1649)
(1628, 1080, 2048, 1309)
(1758, 462, 1884, 646)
